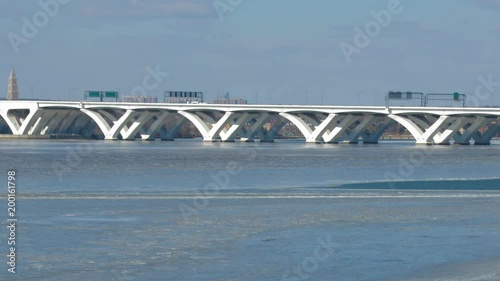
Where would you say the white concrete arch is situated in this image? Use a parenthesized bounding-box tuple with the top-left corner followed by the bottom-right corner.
(388, 114, 455, 144)
(178, 110, 241, 142)
(276, 113, 392, 144)
(278, 112, 341, 143)
(1, 101, 499, 145)
(388, 114, 493, 145)
(81, 109, 140, 140)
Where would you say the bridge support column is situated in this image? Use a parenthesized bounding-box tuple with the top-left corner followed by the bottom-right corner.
(0, 108, 20, 134)
(178, 111, 235, 142)
(361, 118, 394, 143)
(258, 117, 287, 142)
(472, 120, 500, 145)
(120, 111, 155, 140)
(323, 115, 358, 143)
(389, 114, 454, 144)
(138, 111, 169, 140)
(159, 116, 186, 141)
(81, 109, 139, 140)
(389, 114, 429, 144)
(279, 113, 342, 143)
(6, 106, 46, 135)
(26, 115, 44, 135)
(135, 112, 186, 141)
(416, 115, 453, 144)
(343, 115, 375, 144)
(219, 112, 252, 142)
(452, 117, 486, 145)
(239, 113, 271, 142)
(0, 116, 6, 133)
(432, 117, 467, 145)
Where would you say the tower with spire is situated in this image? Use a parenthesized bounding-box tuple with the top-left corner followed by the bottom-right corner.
(7, 69, 19, 100)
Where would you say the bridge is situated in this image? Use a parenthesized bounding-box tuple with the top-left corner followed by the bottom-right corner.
(0, 100, 499, 145)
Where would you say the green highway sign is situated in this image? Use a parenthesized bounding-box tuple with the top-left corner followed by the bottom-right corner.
(104, 91, 118, 98)
(85, 90, 119, 101)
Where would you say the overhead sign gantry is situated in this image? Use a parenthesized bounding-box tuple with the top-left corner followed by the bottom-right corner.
(386, 91, 466, 107)
(84, 91, 119, 102)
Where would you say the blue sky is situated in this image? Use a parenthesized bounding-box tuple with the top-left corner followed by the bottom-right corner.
(1, 0, 499, 105)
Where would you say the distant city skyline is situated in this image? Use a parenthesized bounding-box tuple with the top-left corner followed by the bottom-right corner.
(1, 0, 499, 105)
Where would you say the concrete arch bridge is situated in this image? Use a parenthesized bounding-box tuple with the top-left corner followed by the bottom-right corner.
(0, 101, 499, 145)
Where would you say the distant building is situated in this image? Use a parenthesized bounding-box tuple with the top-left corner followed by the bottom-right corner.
(122, 96, 158, 103)
(212, 92, 247, 104)
(7, 69, 19, 100)
(164, 91, 204, 103)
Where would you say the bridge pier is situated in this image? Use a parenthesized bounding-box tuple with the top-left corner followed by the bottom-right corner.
(342, 115, 376, 144)
(140, 112, 169, 140)
(279, 112, 347, 143)
(361, 118, 394, 144)
(220, 112, 252, 142)
(120, 111, 155, 140)
(323, 115, 357, 143)
(159, 116, 186, 141)
(472, 121, 500, 145)
(254, 118, 286, 142)
(389, 114, 451, 145)
(453, 117, 488, 145)
(178, 111, 234, 142)
(239, 113, 271, 142)
(432, 116, 467, 145)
